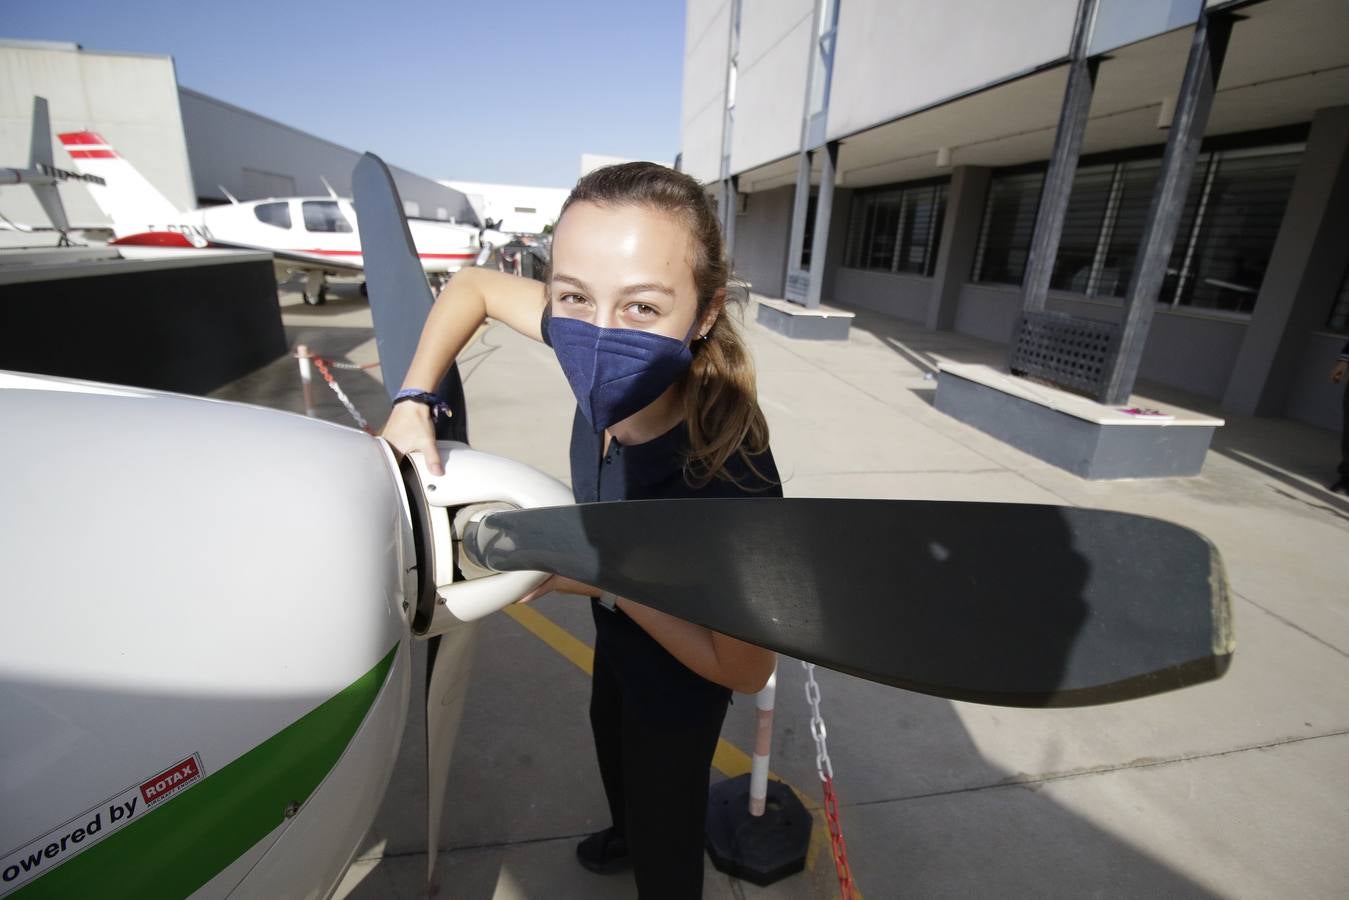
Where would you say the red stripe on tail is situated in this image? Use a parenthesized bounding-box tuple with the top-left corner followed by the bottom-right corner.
(58, 131, 113, 148)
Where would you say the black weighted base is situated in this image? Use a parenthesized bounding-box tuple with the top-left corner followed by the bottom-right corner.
(705, 775, 811, 886)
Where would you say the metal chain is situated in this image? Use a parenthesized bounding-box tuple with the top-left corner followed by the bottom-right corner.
(322, 358, 381, 371)
(310, 356, 373, 434)
(802, 662, 834, 781)
(802, 661, 857, 899)
(291, 349, 380, 372)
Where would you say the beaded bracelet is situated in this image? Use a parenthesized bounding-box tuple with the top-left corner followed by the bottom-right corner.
(392, 388, 451, 421)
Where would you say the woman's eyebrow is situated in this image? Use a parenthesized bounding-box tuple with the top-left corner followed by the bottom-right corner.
(619, 282, 676, 297)
(551, 273, 590, 291)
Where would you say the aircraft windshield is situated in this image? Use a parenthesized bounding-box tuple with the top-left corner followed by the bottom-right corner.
(303, 201, 353, 233)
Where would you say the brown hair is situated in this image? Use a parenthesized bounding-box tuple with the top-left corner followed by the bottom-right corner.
(555, 162, 771, 488)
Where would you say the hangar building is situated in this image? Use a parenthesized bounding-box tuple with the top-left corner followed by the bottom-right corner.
(681, 0, 1349, 430)
(0, 39, 476, 235)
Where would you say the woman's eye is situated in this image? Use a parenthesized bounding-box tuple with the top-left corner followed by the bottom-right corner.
(626, 303, 659, 319)
(559, 293, 590, 306)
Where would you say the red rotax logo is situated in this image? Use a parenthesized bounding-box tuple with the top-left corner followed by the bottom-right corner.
(139, 756, 202, 806)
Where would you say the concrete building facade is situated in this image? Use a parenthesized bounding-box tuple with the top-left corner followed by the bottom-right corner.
(1, 41, 475, 234)
(680, 0, 1349, 429)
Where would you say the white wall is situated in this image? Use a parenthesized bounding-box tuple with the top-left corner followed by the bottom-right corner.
(729, 0, 812, 174)
(442, 181, 569, 234)
(0, 43, 194, 229)
(827, 0, 1077, 140)
(679, 0, 732, 183)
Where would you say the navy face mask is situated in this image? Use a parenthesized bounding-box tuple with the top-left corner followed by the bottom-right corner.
(547, 314, 698, 432)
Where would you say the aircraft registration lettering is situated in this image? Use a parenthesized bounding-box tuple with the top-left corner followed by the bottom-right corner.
(0, 752, 205, 896)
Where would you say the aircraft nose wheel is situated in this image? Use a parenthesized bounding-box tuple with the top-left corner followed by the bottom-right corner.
(303, 286, 328, 306)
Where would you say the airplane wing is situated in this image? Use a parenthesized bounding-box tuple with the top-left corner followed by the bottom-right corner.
(207, 238, 366, 275)
(109, 231, 367, 276)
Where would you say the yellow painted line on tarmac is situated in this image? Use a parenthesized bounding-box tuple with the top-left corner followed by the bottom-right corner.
(502, 603, 853, 888)
(504, 603, 596, 675)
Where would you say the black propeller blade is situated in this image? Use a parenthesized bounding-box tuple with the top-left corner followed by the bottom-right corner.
(351, 152, 467, 442)
(467, 498, 1233, 708)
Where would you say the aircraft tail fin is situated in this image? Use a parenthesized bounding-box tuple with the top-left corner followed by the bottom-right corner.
(28, 98, 70, 232)
(56, 131, 181, 224)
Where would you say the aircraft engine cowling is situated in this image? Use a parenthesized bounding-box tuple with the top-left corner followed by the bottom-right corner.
(0, 372, 413, 899)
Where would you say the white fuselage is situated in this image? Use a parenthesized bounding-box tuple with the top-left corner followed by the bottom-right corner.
(198, 198, 479, 275)
(0, 373, 415, 899)
(0, 372, 567, 899)
(108, 198, 479, 276)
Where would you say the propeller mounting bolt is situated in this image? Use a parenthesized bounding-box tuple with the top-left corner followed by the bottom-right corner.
(284, 801, 301, 819)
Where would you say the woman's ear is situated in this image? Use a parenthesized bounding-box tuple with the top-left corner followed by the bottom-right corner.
(698, 289, 726, 340)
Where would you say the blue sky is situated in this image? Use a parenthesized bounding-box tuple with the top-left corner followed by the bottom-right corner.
(4, 0, 687, 187)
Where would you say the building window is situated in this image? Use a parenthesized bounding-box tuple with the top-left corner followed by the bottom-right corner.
(1328, 264, 1349, 334)
(1164, 149, 1301, 313)
(1094, 158, 1165, 298)
(302, 200, 353, 233)
(1048, 163, 1116, 294)
(971, 171, 1043, 286)
(844, 180, 948, 276)
(253, 201, 291, 229)
(972, 144, 1302, 314)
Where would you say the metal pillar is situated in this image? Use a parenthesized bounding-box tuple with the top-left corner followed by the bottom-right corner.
(1017, 0, 1100, 317)
(723, 175, 740, 266)
(784, 150, 814, 302)
(1019, 59, 1100, 314)
(1100, 12, 1234, 404)
(804, 142, 839, 309)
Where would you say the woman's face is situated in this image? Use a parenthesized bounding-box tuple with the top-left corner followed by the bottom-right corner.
(549, 201, 704, 341)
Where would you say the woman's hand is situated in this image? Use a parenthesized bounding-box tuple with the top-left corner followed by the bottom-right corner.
(1333, 360, 1347, 384)
(519, 574, 601, 604)
(381, 401, 444, 474)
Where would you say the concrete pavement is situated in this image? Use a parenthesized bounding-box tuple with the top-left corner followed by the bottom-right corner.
(222, 283, 1349, 898)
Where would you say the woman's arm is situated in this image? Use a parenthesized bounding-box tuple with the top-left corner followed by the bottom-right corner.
(382, 268, 547, 473)
(521, 576, 775, 693)
(616, 596, 776, 694)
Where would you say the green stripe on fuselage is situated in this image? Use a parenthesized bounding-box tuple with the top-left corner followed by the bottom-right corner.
(10, 644, 399, 900)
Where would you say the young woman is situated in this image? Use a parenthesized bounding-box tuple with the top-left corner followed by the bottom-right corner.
(382, 162, 779, 898)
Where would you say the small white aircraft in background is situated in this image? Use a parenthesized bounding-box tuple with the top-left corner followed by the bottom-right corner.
(53, 131, 482, 304)
(0, 97, 108, 243)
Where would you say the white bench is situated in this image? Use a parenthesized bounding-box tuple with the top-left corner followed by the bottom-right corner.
(935, 363, 1224, 479)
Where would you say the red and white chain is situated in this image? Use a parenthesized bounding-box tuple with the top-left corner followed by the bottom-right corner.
(308, 355, 373, 434)
(803, 661, 857, 899)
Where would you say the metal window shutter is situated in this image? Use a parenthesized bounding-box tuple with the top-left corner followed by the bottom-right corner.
(972, 171, 1044, 286)
(1172, 150, 1301, 313)
(1049, 164, 1115, 295)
